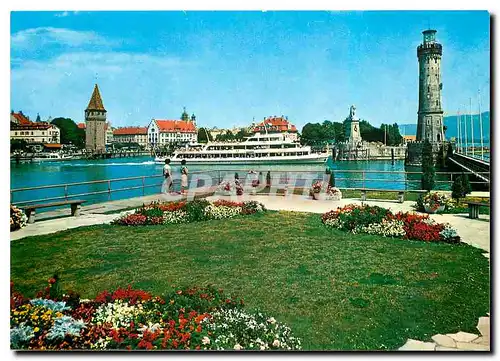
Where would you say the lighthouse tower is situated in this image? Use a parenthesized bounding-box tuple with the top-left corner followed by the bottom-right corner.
(405, 29, 447, 167)
(416, 29, 444, 143)
(85, 84, 107, 153)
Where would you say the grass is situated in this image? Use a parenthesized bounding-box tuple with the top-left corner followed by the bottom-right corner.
(256, 187, 422, 202)
(11, 212, 489, 350)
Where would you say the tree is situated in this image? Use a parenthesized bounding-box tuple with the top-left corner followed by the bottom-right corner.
(11, 139, 28, 153)
(421, 139, 435, 191)
(50, 117, 85, 148)
(325, 167, 335, 187)
(197, 128, 213, 143)
(451, 173, 472, 201)
(35, 113, 41, 122)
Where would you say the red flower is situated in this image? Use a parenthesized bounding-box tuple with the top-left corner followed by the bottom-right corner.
(48, 278, 56, 285)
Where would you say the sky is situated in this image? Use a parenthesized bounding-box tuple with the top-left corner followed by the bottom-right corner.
(10, 10, 490, 130)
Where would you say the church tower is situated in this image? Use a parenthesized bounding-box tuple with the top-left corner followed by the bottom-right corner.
(85, 84, 107, 153)
(417, 29, 444, 143)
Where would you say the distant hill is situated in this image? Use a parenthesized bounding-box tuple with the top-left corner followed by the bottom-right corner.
(399, 111, 490, 142)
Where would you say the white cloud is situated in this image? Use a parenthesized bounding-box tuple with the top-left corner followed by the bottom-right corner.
(11, 51, 199, 126)
(11, 27, 112, 49)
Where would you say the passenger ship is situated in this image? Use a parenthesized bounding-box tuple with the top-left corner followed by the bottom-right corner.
(154, 133, 329, 165)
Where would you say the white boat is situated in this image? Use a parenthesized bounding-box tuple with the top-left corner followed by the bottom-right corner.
(154, 133, 329, 165)
(30, 153, 73, 162)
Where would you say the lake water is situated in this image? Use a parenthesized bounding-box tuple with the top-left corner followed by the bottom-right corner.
(10, 156, 450, 210)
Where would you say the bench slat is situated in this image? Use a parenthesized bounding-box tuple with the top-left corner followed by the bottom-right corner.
(466, 202, 490, 207)
(21, 200, 86, 210)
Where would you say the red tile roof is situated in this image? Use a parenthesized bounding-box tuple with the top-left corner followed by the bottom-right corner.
(86, 84, 106, 111)
(154, 120, 197, 133)
(113, 127, 148, 135)
(253, 116, 298, 133)
(11, 112, 32, 125)
(43, 143, 62, 148)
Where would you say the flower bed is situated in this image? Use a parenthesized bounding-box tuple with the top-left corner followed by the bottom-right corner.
(11, 205, 28, 232)
(10, 278, 301, 350)
(113, 200, 266, 226)
(216, 180, 244, 196)
(310, 181, 342, 201)
(415, 192, 455, 214)
(322, 204, 460, 243)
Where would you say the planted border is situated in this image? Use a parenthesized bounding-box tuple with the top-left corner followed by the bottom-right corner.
(112, 200, 266, 226)
(322, 204, 460, 243)
(10, 278, 301, 351)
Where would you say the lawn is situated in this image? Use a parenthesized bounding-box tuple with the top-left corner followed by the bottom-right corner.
(11, 211, 490, 350)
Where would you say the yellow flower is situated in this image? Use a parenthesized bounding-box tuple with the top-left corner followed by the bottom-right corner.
(34, 327, 40, 332)
(170, 299, 175, 304)
(13, 311, 19, 315)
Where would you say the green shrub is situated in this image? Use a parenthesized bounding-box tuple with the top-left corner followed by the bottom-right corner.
(451, 174, 472, 201)
(184, 199, 211, 222)
(421, 139, 435, 191)
(325, 168, 335, 187)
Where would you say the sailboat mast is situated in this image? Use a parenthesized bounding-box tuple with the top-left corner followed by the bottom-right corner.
(470, 97, 474, 156)
(464, 106, 468, 155)
(457, 110, 461, 153)
(478, 90, 484, 160)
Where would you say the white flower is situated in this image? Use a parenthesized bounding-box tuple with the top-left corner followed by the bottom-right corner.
(267, 317, 276, 324)
(202, 336, 211, 345)
(273, 340, 280, 347)
(234, 344, 243, 350)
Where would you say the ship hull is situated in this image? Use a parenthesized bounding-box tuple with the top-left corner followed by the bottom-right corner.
(154, 155, 329, 165)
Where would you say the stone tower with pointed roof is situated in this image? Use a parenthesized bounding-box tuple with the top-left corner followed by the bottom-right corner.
(85, 84, 107, 153)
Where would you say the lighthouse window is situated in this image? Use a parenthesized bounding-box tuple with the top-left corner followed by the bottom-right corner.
(436, 100, 439, 106)
(427, 86, 430, 92)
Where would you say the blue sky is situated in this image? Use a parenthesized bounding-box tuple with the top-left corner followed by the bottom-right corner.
(10, 10, 490, 130)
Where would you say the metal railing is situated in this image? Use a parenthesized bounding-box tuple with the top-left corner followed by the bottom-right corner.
(10, 169, 490, 208)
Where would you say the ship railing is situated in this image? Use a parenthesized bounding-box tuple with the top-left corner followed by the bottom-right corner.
(11, 169, 490, 209)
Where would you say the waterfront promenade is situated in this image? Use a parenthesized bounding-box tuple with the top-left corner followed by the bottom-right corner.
(11, 191, 491, 253)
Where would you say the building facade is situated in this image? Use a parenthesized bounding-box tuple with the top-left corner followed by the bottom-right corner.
(406, 29, 446, 166)
(10, 112, 60, 144)
(147, 110, 197, 149)
(113, 127, 148, 148)
(85, 84, 107, 153)
(252, 116, 299, 141)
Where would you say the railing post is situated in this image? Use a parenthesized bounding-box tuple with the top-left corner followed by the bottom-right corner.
(142, 177, 145, 196)
(108, 180, 111, 200)
(362, 171, 366, 189)
(10, 190, 13, 204)
(64, 185, 68, 200)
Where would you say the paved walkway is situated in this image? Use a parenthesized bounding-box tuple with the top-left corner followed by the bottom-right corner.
(399, 315, 490, 351)
(12, 192, 491, 254)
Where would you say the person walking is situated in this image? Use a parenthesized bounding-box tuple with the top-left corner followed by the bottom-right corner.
(180, 159, 189, 195)
(161, 159, 172, 194)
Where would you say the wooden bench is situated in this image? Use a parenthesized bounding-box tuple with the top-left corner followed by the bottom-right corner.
(466, 201, 490, 219)
(356, 188, 427, 203)
(21, 200, 86, 224)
